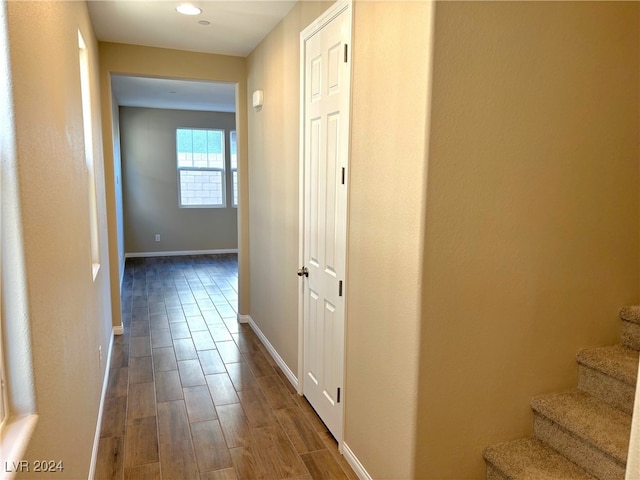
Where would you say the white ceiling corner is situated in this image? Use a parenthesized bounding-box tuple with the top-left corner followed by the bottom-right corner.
(88, 0, 299, 111)
(87, 0, 298, 58)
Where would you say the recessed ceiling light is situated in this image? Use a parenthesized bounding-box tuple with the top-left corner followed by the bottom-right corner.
(176, 4, 201, 15)
(198, 20, 211, 26)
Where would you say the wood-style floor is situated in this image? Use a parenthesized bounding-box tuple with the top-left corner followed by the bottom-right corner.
(95, 254, 357, 480)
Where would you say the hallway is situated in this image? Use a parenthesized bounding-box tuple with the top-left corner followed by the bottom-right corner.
(95, 255, 357, 479)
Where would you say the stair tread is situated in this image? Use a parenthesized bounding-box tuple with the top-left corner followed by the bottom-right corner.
(531, 390, 631, 463)
(620, 305, 640, 325)
(484, 437, 597, 480)
(577, 344, 639, 385)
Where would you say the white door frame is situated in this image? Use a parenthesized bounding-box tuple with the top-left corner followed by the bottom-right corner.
(297, 0, 353, 446)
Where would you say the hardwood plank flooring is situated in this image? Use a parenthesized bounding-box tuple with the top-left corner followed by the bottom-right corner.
(95, 254, 356, 480)
(124, 416, 159, 467)
(101, 396, 127, 438)
(301, 450, 348, 480)
(96, 435, 124, 480)
(127, 382, 156, 423)
(216, 403, 253, 449)
(124, 462, 161, 480)
(199, 467, 238, 480)
(191, 420, 233, 472)
(184, 385, 218, 424)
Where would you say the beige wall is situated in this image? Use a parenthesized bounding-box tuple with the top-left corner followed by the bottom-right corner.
(3, 1, 636, 478)
(248, 2, 640, 479)
(4, 1, 113, 477)
(246, 0, 332, 372)
(347, 2, 433, 478)
(247, 1, 432, 478)
(416, 2, 640, 478)
(633, 3, 640, 474)
(98, 43, 249, 319)
(119, 107, 238, 254)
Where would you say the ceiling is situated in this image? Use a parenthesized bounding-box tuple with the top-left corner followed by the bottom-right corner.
(111, 75, 237, 112)
(88, 1, 298, 112)
(88, 1, 297, 57)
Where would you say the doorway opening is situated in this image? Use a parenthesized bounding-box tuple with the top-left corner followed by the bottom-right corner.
(109, 75, 241, 302)
(298, 0, 353, 446)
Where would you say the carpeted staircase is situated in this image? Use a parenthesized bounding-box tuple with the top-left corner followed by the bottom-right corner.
(483, 306, 640, 480)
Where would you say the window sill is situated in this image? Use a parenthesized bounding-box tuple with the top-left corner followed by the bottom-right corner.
(179, 205, 226, 209)
(0, 414, 38, 480)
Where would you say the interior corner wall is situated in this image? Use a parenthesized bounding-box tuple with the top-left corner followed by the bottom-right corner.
(416, 2, 640, 479)
(622, 6, 640, 477)
(346, 2, 432, 478)
(5, 1, 113, 477)
(246, 0, 333, 377)
(112, 92, 125, 288)
(98, 42, 249, 317)
(100, 68, 123, 328)
(119, 106, 238, 254)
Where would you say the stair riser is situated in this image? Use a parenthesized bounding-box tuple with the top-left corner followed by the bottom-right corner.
(484, 438, 599, 480)
(486, 464, 509, 480)
(484, 306, 639, 480)
(620, 307, 640, 325)
(621, 320, 640, 350)
(578, 366, 635, 414)
(534, 414, 625, 480)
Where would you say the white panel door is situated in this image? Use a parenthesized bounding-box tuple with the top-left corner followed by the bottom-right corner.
(300, 1, 351, 444)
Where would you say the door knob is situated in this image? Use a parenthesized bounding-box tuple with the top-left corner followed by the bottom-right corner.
(297, 266, 309, 277)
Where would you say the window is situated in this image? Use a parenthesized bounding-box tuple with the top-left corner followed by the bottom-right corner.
(0, 3, 38, 456)
(177, 128, 226, 208)
(230, 130, 238, 207)
(78, 31, 100, 280)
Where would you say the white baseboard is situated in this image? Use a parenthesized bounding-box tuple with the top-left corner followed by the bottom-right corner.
(246, 316, 299, 391)
(342, 442, 372, 480)
(243, 317, 368, 480)
(113, 324, 124, 336)
(88, 331, 114, 479)
(125, 249, 238, 258)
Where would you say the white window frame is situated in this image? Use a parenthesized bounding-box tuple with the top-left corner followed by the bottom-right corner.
(78, 30, 100, 280)
(177, 128, 226, 208)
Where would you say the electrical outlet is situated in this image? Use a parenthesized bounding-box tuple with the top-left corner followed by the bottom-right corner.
(155, 234, 160, 242)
